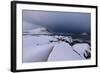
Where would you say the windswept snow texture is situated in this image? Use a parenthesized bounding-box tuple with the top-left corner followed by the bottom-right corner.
(48, 42, 82, 61)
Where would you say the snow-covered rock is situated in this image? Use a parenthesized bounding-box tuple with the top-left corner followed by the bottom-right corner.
(48, 42, 82, 61)
(54, 35, 72, 43)
(72, 43, 91, 59)
(63, 36, 73, 43)
(73, 39, 83, 43)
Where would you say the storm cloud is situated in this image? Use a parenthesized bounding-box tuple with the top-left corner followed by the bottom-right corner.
(23, 10, 91, 34)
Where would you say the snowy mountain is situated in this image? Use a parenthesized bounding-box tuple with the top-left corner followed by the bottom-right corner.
(81, 32, 88, 35)
(27, 27, 51, 34)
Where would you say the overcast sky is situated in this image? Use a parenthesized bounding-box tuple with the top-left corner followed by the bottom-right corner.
(22, 10, 91, 34)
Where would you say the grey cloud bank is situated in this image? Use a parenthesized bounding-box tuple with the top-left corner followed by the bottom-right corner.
(23, 10, 91, 34)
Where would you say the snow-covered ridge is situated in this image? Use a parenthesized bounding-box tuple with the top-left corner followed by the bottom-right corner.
(23, 27, 51, 34)
(23, 28, 91, 63)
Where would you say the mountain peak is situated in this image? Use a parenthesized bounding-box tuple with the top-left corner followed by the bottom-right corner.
(28, 27, 51, 34)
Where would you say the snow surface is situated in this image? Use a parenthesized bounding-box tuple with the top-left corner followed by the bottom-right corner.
(48, 42, 82, 61)
(72, 43, 90, 59)
(22, 27, 91, 63)
(23, 43, 55, 62)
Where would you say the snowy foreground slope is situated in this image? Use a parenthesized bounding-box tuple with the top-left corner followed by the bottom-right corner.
(48, 42, 82, 61)
(23, 28, 91, 63)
